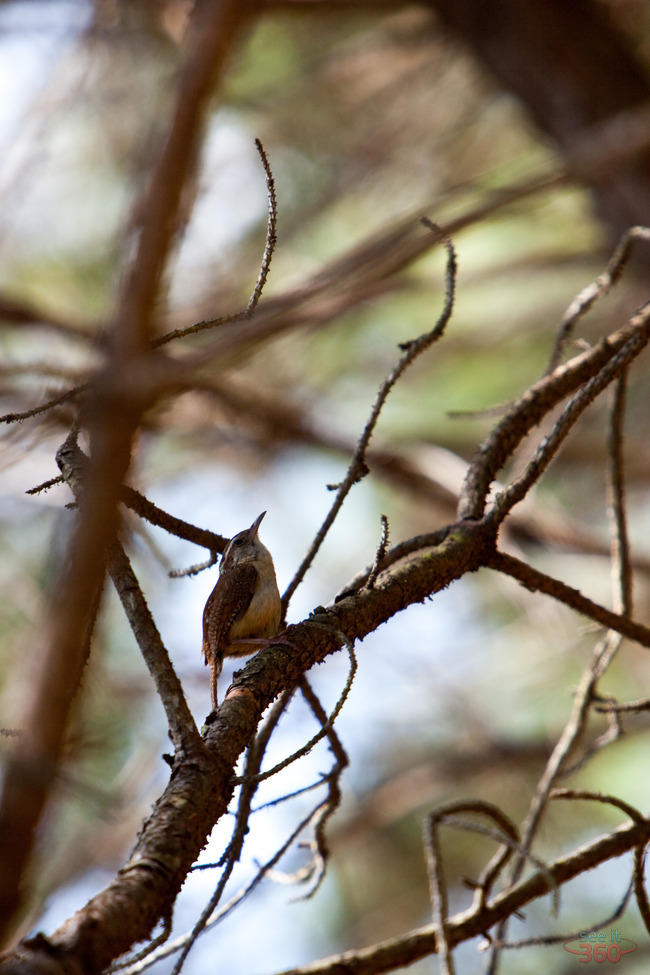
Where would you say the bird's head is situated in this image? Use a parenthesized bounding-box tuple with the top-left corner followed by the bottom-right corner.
(220, 511, 269, 570)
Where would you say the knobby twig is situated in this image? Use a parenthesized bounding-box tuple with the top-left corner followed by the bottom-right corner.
(270, 818, 650, 975)
(0, 135, 277, 425)
(489, 328, 646, 525)
(0, 382, 86, 424)
(335, 525, 451, 600)
(282, 226, 456, 610)
(551, 790, 650, 935)
(296, 676, 349, 898)
(168, 553, 220, 579)
(546, 225, 650, 372)
(364, 514, 390, 591)
(154, 137, 278, 348)
(25, 475, 65, 495)
(486, 306, 639, 972)
(55, 436, 202, 754)
(233, 629, 356, 786)
(169, 689, 294, 975)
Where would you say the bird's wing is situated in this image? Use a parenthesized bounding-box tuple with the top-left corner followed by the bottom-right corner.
(202, 563, 258, 664)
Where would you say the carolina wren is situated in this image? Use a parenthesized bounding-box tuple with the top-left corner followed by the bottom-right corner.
(202, 511, 281, 707)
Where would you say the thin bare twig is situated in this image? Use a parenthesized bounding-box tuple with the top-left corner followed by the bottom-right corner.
(559, 372, 634, 772)
(458, 287, 650, 521)
(282, 226, 456, 610)
(423, 808, 455, 975)
(251, 776, 329, 812)
(296, 675, 349, 898)
(550, 787, 644, 821)
(489, 328, 646, 525)
(233, 629, 356, 785)
(220, 688, 295, 867)
(0, 382, 86, 424)
(607, 374, 632, 616)
(154, 137, 278, 348)
(364, 514, 390, 591)
(546, 225, 650, 373)
(170, 688, 294, 975)
(551, 790, 650, 936)
(108, 914, 173, 973)
(335, 525, 451, 600)
(168, 553, 220, 578)
(25, 474, 64, 495)
(487, 551, 650, 647)
(596, 697, 650, 714)
(635, 845, 650, 936)
(107, 540, 202, 755)
(493, 878, 634, 951)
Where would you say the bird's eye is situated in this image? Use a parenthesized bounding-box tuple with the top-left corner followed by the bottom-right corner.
(233, 538, 245, 546)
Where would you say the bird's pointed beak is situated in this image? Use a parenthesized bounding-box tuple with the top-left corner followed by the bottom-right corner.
(249, 511, 266, 536)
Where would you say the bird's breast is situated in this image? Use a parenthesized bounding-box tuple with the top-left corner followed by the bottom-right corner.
(227, 570, 281, 646)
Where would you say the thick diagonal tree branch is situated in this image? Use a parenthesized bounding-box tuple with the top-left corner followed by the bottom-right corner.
(0, 519, 496, 975)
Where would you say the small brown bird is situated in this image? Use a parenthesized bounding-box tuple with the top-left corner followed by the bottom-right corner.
(202, 511, 282, 708)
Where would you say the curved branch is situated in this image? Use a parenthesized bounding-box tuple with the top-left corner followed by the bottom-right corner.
(269, 818, 650, 975)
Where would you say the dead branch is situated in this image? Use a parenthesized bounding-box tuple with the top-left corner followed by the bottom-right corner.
(486, 551, 650, 646)
(154, 137, 278, 348)
(282, 228, 456, 609)
(269, 818, 650, 975)
(0, 516, 496, 974)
